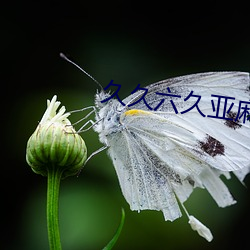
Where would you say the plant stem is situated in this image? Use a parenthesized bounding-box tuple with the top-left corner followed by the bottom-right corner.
(47, 165, 63, 250)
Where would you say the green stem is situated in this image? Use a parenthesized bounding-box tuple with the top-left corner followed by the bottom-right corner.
(47, 165, 63, 250)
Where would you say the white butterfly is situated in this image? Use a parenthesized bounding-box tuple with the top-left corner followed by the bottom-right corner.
(61, 53, 250, 242)
(89, 72, 250, 241)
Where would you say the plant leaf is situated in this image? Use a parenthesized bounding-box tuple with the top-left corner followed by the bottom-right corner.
(102, 208, 125, 250)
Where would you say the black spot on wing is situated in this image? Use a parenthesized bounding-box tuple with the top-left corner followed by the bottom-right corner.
(224, 111, 242, 130)
(199, 135, 225, 157)
(186, 177, 195, 186)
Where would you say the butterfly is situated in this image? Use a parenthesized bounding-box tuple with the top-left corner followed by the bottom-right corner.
(92, 72, 250, 241)
(61, 55, 250, 241)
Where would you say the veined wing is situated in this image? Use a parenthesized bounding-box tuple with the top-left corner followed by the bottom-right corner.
(123, 72, 249, 112)
(122, 72, 250, 176)
(120, 110, 240, 207)
(107, 124, 182, 222)
(107, 110, 238, 222)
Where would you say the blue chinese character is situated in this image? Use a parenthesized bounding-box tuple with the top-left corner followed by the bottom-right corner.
(100, 80, 125, 106)
(207, 95, 235, 120)
(127, 84, 153, 110)
(180, 91, 206, 117)
(154, 87, 181, 113)
(235, 100, 250, 123)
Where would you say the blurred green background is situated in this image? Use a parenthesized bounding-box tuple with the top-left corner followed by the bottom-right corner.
(2, 1, 250, 250)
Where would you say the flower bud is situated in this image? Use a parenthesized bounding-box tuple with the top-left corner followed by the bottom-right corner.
(26, 95, 87, 178)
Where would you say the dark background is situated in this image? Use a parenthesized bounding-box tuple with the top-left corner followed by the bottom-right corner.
(2, 1, 250, 250)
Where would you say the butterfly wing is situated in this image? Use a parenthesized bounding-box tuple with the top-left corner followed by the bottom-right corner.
(123, 72, 250, 174)
(106, 120, 182, 221)
(123, 71, 249, 112)
(105, 72, 249, 221)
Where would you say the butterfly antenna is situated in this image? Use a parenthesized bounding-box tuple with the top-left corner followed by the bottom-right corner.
(60, 53, 103, 90)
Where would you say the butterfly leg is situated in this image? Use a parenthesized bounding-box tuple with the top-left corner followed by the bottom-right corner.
(77, 117, 106, 132)
(70, 106, 96, 126)
(68, 106, 101, 132)
(77, 145, 108, 176)
(85, 145, 108, 165)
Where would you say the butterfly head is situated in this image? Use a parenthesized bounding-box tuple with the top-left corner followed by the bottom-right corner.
(94, 90, 112, 109)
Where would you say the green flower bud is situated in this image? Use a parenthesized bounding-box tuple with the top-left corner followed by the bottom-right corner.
(26, 95, 87, 178)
